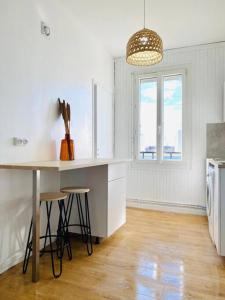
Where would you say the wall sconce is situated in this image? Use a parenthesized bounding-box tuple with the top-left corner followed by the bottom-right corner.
(41, 21, 50, 37)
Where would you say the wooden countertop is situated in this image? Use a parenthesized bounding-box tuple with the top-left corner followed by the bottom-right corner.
(0, 159, 131, 171)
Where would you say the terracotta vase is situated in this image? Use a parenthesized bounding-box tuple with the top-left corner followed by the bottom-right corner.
(60, 133, 74, 161)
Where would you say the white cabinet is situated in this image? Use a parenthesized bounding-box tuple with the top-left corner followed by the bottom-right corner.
(61, 162, 127, 239)
(217, 168, 225, 256)
(107, 163, 126, 236)
(108, 176, 126, 236)
(207, 161, 225, 256)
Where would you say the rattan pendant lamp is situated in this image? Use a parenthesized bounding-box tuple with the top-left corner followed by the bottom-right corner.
(126, 0, 163, 66)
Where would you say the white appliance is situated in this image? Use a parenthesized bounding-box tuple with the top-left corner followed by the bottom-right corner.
(206, 161, 215, 243)
(206, 159, 225, 256)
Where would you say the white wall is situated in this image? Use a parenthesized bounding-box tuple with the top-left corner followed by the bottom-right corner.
(115, 43, 225, 214)
(0, 0, 113, 273)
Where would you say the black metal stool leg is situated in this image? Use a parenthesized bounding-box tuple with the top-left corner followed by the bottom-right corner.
(47, 201, 62, 278)
(61, 200, 72, 260)
(41, 201, 51, 257)
(23, 202, 42, 273)
(76, 193, 86, 242)
(57, 194, 71, 238)
(84, 192, 93, 255)
(67, 193, 74, 225)
(55, 196, 70, 259)
(22, 218, 33, 273)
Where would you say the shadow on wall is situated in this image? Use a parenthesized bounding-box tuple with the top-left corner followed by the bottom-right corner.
(0, 197, 31, 269)
(0, 170, 60, 274)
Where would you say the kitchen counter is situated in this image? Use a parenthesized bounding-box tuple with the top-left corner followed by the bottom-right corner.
(0, 158, 131, 171)
(207, 158, 225, 168)
(0, 158, 130, 282)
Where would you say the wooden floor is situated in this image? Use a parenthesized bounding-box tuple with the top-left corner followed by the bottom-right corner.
(1, 208, 225, 300)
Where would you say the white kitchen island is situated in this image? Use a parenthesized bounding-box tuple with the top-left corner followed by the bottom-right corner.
(0, 159, 129, 282)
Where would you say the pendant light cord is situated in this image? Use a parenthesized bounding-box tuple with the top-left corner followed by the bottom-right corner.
(144, 0, 146, 28)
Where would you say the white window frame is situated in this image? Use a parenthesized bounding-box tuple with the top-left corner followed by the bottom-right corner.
(133, 66, 191, 168)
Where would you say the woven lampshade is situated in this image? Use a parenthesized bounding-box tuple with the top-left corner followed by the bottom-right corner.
(126, 28, 163, 66)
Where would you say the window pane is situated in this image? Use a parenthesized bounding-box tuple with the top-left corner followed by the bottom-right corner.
(163, 75, 182, 161)
(139, 79, 157, 160)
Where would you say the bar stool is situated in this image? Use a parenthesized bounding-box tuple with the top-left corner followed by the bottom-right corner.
(22, 192, 72, 278)
(60, 187, 93, 255)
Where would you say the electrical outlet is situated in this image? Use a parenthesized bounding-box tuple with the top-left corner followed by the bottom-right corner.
(13, 137, 29, 146)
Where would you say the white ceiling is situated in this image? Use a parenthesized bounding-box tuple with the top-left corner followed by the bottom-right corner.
(67, 0, 225, 57)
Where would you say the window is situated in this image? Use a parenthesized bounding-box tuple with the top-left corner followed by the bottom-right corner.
(135, 70, 185, 162)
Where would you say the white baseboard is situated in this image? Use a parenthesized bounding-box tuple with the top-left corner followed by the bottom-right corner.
(127, 198, 206, 215)
(0, 252, 24, 275)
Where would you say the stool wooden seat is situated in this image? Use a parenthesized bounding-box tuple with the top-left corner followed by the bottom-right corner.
(61, 187, 90, 194)
(40, 192, 67, 202)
